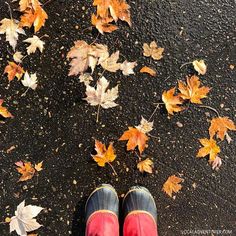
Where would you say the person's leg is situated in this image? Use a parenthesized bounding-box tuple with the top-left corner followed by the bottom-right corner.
(85, 184, 119, 236)
(123, 186, 158, 236)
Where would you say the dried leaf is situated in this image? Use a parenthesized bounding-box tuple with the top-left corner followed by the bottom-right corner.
(19, 0, 41, 12)
(162, 87, 183, 115)
(13, 51, 24, 63)
(23, 35, 45, 55)
(192, 59, 207, 75)
(178, 75, 210, 104)
(120, 60, 137, 75)
(119, 127, 149, 154)
(143, 41, 164, 60)
(137, 158, 153, 174)
(35, 161, 43, 172)
(79, 73, 93, 86)
(84, 76, 119, 109)
(10, 200, 43, 236)
(162, 175, 183, 198)
(100, 51, 121, 72)
(92, 140, 116, 166)
(211, 156, 222, 170)
(140, 66, 156, 76)
(21, 71, 38, 90)
(197, 138, 220, 162)
(0, 18, 25, 50)
(209, 117, 236, 141)
(4, 61, 25, 82)
(15, 161, 36, 182)
(135, 117, 153, 134)
(0, 99, 13, 118)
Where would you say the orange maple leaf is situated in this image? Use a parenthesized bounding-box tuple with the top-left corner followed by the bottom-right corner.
(197, 138, 220, 162)
(162, 87, 183, 115)
(119, 127, 149, 154)
(178, 75, 210, 104)
(162, 175, 183, 198)
(137, 158, 153, 174)
(140, 66, 156, 76)
(0, 99, 13, 118)
(19, 0, 41, 12)
(209, 117, 236, 141)
(15, 161, 36, 182)
(93, 0, 110, 18)
(4, 62, 24, 82)
(92, 140, 116, 167)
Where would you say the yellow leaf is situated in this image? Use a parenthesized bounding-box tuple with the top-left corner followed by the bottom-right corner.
(140, 66, 156, 76)
(162, 175, 183, 198)
(137, 158, 153, 174)
(5, 217, 11, 223)
(15, 161, 36, 182)
(192, 59, 207, 75)
(35, 161, 43, 172)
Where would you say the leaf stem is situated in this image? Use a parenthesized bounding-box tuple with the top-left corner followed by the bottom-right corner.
(5, 2, 13, 20)
(21, 87, 30, 97)
(108, 162, 117, 176)
(180, 61, 192, 69)
(199, 105, 220, 117)
(148, 103, 161, 121)
(96, 104, 101, 123)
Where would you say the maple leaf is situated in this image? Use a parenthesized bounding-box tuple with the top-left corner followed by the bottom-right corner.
(35, 161, 43, 172)
(140, 66, 156, 76)
(23, 35, 45, 55)
(0, 18, 25, 50)
(192, 59, 207, 75)
(19, 0, 41, 12)
(119, 127, 149, 154)
(209, 117, 236, 141)
(162, 87, 183, 115)
(197, 138, 220, 162)
(0, 99, 13, 118)
(4, 61, 25, 82)
(178, 75, 210, 104)
(100, 51, 121, 72)
(137, 158, 153, 174)
(162, 175, 183, 198)
(143, 41, 164, 60)
(13, 51, 24, 63)
(93, 0, 110, 18)
(135, 117, 153, 134)
(21, 71, 38, 90)
(92, 14, 118, 34)
(79, 73, 93, 86)
(120, 60, 137, 75)
(10, 200, 43, 236)
(92, 140, 116, 167)
(15, 161, 36, 182)
(85, 76, 119, 109)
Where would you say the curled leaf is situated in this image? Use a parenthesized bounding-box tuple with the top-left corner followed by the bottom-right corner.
(192, 59, 207, 75)
(140, 66, 156, 76)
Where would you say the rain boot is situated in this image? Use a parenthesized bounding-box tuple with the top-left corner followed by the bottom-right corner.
(85, 184, 119, 236)
(123, 186, 158, 236)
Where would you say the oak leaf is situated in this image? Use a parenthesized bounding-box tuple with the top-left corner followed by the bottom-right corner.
(140, 66, 156, 76)
(24, 35, 45, 54)
(137, 158, 153, 174)
(92, 140, 116, 166)
(10, 200, 43, 236)
(119, 127, 149, 154)
(4, 62, 25, 82)
(143, 41, 164, 60)
(84, 76, 119, 109)
(0, 18, 25, 50)
(192, 59, 207, 75)
(120, 60, 137, 75)
(0, 99, 13, 118)
(15, 161, 36, 182)
(100, 51, 121, 72)
(197, 138, 220, 162)
(178, 75, 210, 104)
(162, 87, 183, 115)
(209, 117, 236, 141)
(162, 175, 183, 198)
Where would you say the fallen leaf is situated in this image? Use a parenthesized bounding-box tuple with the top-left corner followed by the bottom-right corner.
(15, 161, 36, 182)
(137, 158, 153, 174)
(211, 155, 222, 170)
(162, 175, 183, 198)
(143, 41, 164, 60)
(23, 35, 45, 54)
(19, 0, 41, 12)
(120, 60, 137, 75)
(119, 127, 149, 154)
(10, 200, 43, 236)
(140, 66, 156, 76)
(92, 140, 116, 166)
(100, 51, 121, 72)
(5, 217, 11, 223)
(6, 145, 16, 154)
(35, 161, 43, 172)
(209, 117, 236, 141)
(178, 75, 210, 104)
(135, 117, 153, 134)
(229, 64, 235, 70)
(4, 61, 25, 82)
(162, 87, 183, 115)
(21, 71, 38, 90)
(79, 73, 93, 85)
(13, 51, 24, 63)
(0, 99, 13, 118)
(197, 138, 220, 162)
(0, 18, 25, 50)
(192, 59, 207, 75)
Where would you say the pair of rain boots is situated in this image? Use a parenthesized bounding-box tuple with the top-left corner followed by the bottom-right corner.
(85, 184, 158, 236)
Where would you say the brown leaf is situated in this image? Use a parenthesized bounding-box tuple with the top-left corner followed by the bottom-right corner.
(143, 41, 164, 60)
